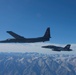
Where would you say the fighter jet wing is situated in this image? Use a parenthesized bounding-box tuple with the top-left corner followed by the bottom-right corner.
(7, 31, 25, 39)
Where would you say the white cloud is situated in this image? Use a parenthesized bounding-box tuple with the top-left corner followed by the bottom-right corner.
(0, 43, 76, 55)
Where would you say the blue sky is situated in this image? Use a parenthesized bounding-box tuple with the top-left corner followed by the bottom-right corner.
(0, 0, 76, 54)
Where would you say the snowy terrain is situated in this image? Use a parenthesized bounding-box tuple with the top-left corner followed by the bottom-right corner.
(0, 52, 76, 75)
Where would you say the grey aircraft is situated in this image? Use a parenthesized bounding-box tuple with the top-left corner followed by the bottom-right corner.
(0, 27, 51, 43)
(42, 44, 72, 51)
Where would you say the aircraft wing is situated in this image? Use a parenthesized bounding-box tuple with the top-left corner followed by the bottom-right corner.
(7, 31, 25, 39)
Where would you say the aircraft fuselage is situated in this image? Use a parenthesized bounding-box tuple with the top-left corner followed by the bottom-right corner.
(0, 37, 49, 43)
(42, 45, 72, 51)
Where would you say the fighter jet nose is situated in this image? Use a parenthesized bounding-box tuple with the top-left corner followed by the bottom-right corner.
(42, 46, 47, 48)
(42, 46, 45, 48)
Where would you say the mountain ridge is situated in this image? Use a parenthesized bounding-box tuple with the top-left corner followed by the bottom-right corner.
(0, 52, 76, 75)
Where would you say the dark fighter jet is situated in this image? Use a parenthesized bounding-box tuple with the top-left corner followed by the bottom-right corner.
(0, 27, 51, 43)
(42, 44, 72, 51)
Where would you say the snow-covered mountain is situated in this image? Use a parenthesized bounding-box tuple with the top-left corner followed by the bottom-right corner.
(0, 52, 76, 75)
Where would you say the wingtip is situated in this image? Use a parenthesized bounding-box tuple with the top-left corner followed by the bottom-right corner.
(6, 31, 12, 33)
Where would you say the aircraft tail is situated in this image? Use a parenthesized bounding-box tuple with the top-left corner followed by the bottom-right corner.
(43, 27, 51, 38)
(64, 44, 71, 49)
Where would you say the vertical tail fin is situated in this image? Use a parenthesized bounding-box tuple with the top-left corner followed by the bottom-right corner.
(43, 27, 51, 38)
(64, 44, 71, 49)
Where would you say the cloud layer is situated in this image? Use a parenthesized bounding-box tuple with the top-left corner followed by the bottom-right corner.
(0, 43, 76, 54)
